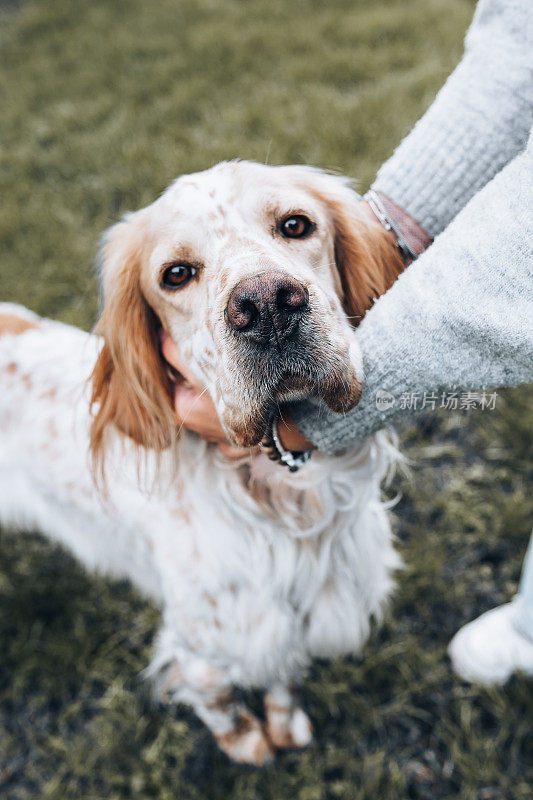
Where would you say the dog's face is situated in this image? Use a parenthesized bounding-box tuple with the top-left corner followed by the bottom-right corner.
(90, 161, 403, 459)
(140, 162, 370, 446)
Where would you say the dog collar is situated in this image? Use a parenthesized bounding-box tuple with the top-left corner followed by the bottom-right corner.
(261, 415, 313, 472)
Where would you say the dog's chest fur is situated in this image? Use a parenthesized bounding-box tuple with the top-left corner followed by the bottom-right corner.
(0, 315, 400, 688)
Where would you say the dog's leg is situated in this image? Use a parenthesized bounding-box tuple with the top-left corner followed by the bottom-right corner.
(152, 651, 274, 766)
(264, 683, 313, 749)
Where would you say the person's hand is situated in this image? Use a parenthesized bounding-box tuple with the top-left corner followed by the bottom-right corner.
(159, 331, 314, 456)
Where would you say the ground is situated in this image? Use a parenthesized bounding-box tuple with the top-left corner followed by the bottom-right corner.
(0, 0, 532, 798)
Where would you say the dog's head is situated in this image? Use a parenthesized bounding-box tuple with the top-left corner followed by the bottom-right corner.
(90, 161, 403, 461)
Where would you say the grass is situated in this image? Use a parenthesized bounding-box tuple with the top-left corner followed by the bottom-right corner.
(1, 0, 532, 797)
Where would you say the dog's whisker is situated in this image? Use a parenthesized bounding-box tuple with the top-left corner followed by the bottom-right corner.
(176, 386, 210, 438)
(264, 138, 273, 166)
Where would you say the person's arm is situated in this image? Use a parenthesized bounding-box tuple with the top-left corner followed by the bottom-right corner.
(372, 0, 533, 238)
(288, 133, 533, 453)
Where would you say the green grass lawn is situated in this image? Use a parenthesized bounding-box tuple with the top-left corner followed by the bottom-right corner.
(1, 0, 532, 798)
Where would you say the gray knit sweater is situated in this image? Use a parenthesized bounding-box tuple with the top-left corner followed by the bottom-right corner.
(290, 0, 533, 454)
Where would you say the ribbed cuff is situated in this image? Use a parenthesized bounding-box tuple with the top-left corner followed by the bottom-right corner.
(289, 389, 390, 455)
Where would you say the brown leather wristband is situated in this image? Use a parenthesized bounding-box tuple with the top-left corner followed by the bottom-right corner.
(364, 190, 433, 264)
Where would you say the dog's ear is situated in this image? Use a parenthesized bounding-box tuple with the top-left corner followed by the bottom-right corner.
(295, 169, 405, 325)
(328, 194, 406, 325)
(90, 210, 176, 474)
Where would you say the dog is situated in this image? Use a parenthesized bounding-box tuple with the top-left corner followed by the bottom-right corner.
(0, 161, 404, 765)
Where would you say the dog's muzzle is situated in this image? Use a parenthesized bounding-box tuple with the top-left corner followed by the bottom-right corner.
(220, 271, 362, 447)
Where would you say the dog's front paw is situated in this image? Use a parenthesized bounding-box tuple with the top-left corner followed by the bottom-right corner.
(216, 710, 275, 766)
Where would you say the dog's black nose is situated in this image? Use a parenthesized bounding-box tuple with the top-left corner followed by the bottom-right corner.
(225, 271, 309, 346)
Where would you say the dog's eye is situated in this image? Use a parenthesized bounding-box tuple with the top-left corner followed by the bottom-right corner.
(279, 214, 314, 239)
(161, 264, 197, 289)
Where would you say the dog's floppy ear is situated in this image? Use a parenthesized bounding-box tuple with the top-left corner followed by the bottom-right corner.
(296, 169, 405, 325)
(90, 210, 176, 473)
(328, 193, 406, 324)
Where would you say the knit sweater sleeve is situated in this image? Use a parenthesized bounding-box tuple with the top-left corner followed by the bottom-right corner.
(289, 134, 533, 454)
(372, 0, 533, 238)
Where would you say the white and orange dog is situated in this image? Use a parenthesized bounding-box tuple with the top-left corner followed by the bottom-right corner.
(0, 162, 404, 765)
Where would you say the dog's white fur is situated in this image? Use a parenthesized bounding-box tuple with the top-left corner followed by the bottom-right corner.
(0, 162, 403, 764)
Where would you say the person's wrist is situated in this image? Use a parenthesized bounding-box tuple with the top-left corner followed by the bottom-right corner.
(276, 408, 315, 452)
(363, 191, 433, 263)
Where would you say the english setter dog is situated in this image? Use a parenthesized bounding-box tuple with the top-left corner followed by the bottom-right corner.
(0, 161, 404, 765)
